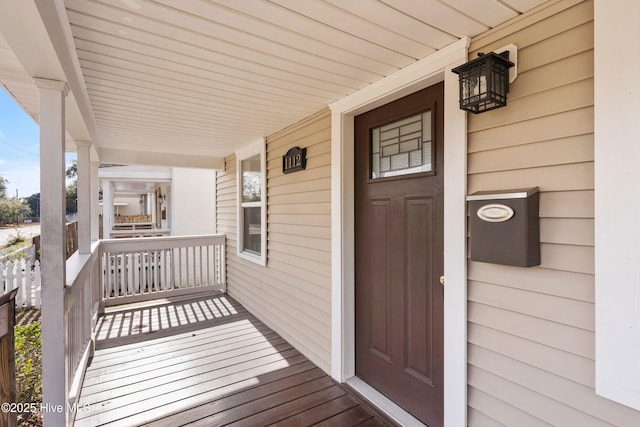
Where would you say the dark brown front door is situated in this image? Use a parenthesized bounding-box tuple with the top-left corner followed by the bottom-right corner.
(355, 83, 444, 426)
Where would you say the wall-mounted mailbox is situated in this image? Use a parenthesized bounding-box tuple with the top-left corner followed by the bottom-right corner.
(467, 187, 540, 267)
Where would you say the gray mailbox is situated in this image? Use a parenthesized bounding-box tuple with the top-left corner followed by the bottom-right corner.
(467, 188, 540, 267)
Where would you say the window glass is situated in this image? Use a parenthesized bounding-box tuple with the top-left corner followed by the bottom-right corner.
(241, 155, 261, 202)
(242, 206, 262, 255)
(371, 111, 432, 179)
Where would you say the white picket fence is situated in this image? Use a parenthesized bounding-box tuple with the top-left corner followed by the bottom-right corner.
(0, 244, 36, 264)
(0, 257, 41, 309)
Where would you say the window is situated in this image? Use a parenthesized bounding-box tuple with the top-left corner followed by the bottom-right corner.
(236, 139, 266, 265)
(371, 111, 433, 179)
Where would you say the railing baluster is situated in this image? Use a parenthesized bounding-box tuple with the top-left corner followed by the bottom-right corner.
(161, 249, 167, 292)
(125, 253, 132, 295)
(146, 250, 152, 294)
(134, 252, 140, 294)
(118, 252, 124, 297)
(178, 247, 182, 289)
(192, 246, 196, 287)
(99, 235, 226, 303)
(34, 262, 41, 309)
(199, 245, 203, 287)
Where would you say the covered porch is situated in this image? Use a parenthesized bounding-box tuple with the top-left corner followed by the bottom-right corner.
(63, 232, 392, 426)
(74, 293, 391, 426)
(6, 1, 640, 427)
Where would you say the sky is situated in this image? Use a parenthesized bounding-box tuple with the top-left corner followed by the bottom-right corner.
(0, 88, 76, 199)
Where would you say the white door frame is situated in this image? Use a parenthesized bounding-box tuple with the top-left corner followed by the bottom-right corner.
(329, 37, 469, 427)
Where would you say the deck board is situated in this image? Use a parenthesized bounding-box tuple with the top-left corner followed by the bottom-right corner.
(76, 293, 393, 426)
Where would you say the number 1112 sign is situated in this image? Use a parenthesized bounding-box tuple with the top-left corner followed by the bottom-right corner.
(282, 146, 307, 174)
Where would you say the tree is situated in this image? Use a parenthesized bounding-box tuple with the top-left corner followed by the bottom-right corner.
(25, 193, 40, 219)
(66, 160, 77, 180)
(0, 176, 8, 199)
(0, 199, 31, 225)
(66, 183, 77, 215)
(66, 160, 78, 215)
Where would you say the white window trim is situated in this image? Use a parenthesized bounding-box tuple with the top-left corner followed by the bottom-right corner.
(329, 37, 469, 427)
(594, 0, 640, 411)
(236, 138, 267, 266)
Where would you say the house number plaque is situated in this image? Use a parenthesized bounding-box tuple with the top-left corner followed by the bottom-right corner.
(282, 146, 307, 174)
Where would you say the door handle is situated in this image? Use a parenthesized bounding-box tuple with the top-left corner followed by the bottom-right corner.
(439, 275, 445, 286)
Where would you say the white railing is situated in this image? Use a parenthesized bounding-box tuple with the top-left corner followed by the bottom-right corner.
(0, 258, 41, 309)
(64, 243, 101, 421)
(56, 234, 226, 424)
(100, 234, 226, 305)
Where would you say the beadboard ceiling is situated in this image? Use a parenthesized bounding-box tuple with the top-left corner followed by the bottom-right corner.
(0, 0, 548, 165)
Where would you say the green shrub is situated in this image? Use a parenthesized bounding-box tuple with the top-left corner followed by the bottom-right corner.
(14, 321, 42, 426)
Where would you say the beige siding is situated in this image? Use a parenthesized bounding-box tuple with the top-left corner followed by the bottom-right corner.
(216, 109, 332, 373)
(467, 0, 640, 425)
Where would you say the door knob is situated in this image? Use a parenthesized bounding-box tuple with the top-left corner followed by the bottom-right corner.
(439, 275, 445, 286)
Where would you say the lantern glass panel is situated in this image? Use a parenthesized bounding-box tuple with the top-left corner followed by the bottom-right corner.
(452, 52, 514, 114)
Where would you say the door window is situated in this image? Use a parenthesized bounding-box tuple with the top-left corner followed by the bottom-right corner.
(371, 111, 432, 179)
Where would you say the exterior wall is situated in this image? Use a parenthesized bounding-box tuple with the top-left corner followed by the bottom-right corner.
(466, 0, 640, 425)
(113, 195, 141, 217)
(217, 109, 332, 372)
(171, 167, 216, 236)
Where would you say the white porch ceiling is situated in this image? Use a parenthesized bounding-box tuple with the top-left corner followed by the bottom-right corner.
(110, 180, 164, 194)
(0, 0, 549, 167)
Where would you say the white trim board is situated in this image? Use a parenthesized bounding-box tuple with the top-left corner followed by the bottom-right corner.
(346, 377, 425, 427)
(329, 37, 469, 427)
(594, 0, 640, 411)
(235, 138, 267, 266)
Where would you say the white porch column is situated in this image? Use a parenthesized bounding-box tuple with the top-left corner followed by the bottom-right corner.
(35, 78, 68, 426)
(90, 161, 99, 241)
(76, 141, 91, 253)
(102, 180, 112, 239)
(150, 192, 157, 225)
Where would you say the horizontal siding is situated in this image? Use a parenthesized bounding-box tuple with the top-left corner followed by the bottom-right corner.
(468, 262, 594, 303)
(468, 133, 593, 174)
(216, 109, 332, 373)
(469, 365, 612, 427)
(467, 0, 640, 425)
(468, 386, 546, 427)
(468, 107, 593, 153)
(469, 345, 640, 427)
(469, 323, 594, 388)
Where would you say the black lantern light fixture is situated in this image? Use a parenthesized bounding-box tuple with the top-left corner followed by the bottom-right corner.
(452, 51, 515, 114)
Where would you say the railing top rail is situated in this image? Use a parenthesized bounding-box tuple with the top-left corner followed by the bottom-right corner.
(100, 234, 225, 252)
(66, 241, 101, 289)
(65, 241, 101, 315)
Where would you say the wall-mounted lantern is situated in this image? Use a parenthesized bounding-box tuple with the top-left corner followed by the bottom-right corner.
(452, 51, 515, 114)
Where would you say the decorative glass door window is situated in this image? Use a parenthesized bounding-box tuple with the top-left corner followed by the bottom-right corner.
(371, 111, 432, 179)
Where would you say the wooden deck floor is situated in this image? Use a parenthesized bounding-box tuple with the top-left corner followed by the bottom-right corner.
(75, 293, 392, 426)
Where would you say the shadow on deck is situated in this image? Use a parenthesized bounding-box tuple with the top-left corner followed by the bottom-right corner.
(75, 293, 393, 426)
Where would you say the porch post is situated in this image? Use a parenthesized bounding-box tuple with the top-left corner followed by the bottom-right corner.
(90, 161, 99, 242)
(102, 180, 112, 239)
(76, 140, 91, 253)
(35, 78, 68, 427)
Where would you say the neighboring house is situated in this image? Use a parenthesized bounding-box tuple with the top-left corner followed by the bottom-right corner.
(0, 0, 638, 426)
(98, 165, 216, 238)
